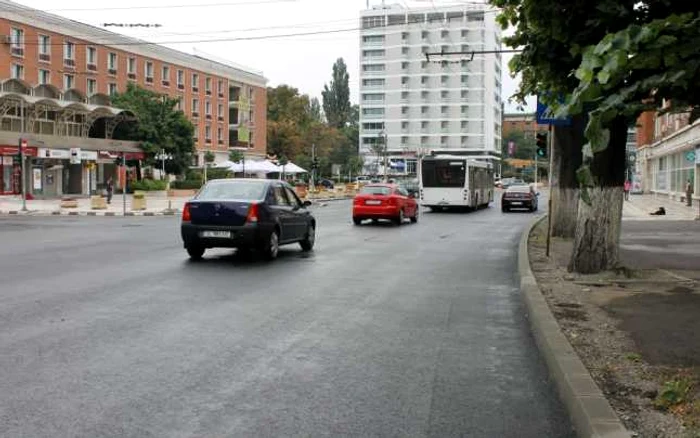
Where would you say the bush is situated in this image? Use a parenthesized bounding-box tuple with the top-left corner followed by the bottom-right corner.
(130, 179, 167, 192)
(170, 180, 202, 190)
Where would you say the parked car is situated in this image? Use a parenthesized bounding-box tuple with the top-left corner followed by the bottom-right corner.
(501, 178, 525, 189)
(352, 183, 419, 226)
(180, 179, 316, 260)
(501, 184, 539, 212)
(318, 179, 334, 189)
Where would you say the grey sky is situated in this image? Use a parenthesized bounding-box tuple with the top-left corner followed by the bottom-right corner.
(15, 0, 534, 113)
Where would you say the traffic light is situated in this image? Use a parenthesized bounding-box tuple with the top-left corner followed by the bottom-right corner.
(536, 133, 548, 158)
(311, 158, 319, 170)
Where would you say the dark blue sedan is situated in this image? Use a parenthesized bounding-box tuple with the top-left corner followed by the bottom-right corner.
(181, 179, 316, 260)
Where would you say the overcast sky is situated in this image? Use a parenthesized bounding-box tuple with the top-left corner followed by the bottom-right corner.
(15, 0, 534, 112)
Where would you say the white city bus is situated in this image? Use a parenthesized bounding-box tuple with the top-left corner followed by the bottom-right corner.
(419, 155, 494, 211)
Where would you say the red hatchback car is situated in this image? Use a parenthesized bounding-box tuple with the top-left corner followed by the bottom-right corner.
(352, 184, 419, 226)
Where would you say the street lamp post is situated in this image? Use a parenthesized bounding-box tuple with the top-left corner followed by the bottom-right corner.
(378, 130, 388, 183)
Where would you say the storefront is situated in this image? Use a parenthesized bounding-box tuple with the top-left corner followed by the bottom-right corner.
(0, 145, 38, 195)
(639, 121, 699, 199)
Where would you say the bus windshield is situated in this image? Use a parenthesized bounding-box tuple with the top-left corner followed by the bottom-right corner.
(421, 160, 466, 188)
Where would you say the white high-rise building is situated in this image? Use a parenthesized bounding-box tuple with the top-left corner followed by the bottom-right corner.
(359, 2, 503, 175)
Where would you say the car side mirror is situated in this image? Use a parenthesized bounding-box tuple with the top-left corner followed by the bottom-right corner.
(303, 200, 312, 207)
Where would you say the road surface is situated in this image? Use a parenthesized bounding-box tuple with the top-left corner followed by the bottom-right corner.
(0, 199, 573, 437)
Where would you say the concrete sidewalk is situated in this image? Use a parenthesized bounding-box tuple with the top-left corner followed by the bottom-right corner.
(0, 193, 352, 216)
(623, 192, 699, 221)
(0, 195, 187, 216)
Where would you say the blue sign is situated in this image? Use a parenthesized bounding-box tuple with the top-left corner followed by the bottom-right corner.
(536, 95, 572, 126)
(685, 150, 695, 163)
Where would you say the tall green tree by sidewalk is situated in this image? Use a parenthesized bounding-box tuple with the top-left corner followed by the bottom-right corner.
(111, 82, 195, 176)
(491, 0, 700, 273)
(322, 58, 351, 130)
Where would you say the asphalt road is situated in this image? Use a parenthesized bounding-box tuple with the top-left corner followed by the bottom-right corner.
(0, 198, 573, 438)
(620, 220, 700, 272)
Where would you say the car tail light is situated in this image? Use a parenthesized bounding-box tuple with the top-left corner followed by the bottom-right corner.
(246, 202, 259, 224)
(182, 203, 191, 222)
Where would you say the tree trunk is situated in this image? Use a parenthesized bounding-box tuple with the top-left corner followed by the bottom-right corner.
(549, 115, 584, 238)
(568, 117, 629, 274)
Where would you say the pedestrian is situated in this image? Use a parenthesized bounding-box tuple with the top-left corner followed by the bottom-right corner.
(106, 177, 114, 204)
(624, 179, 631, 201)
(685, 179, 694, 207)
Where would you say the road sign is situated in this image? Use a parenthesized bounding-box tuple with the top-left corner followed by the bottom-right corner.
(536, 95, 571, 126)
(685, 150, 695, 163)
(21, 139, 27, 149)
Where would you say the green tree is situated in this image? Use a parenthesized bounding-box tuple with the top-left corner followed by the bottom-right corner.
(111, 83, 195, 176)
(228, 149, 244, 163)
(491, 0, 699, 273)
(501, 130, 538, 160)
(322, 58, 351, 129)
(309, 97, 323, 122)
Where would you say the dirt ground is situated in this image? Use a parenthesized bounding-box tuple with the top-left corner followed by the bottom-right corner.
(529, 221, 700, 438)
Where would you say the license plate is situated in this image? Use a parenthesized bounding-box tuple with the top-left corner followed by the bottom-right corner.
(365, 200, 381, 205)
(510, 202, 523, 206)
(201, 230, 231, 238)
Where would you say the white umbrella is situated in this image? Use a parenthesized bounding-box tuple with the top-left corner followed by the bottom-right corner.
(280, 162, 307, 174)
(215, 160, 244, 172)
(244, 160, 280, 174)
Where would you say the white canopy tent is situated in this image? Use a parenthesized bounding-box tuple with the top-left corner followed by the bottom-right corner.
(279, 162, 307, 174)
(215, 159, 279, 174)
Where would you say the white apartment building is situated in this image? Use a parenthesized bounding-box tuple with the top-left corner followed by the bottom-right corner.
(359, 2, 503, 175)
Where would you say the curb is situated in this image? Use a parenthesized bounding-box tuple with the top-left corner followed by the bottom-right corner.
(518, 216, 632, 438)
(0, 210, 179, 217)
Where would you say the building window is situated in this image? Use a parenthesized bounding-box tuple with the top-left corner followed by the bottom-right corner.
(441, 136, 448, 145)
(162, 65, 170, 86)
(192, 123, 199, 140)
(401, 136, 408, 145)
(87, 78, 97, 96)
(402, 121, 409, 129)
(38, 69, 50, 85)
(205, 77, 212, 94)
(218, 79, 224, 97)
(441, 75, 448, 85)
(38, 35, 50, 60)
(441, 121, 449, 129)
(63, 74, 75, 89)
(441, 106, 448, 114)
(128, 57, 136, 78)
(402, 47, 409, 55)
(205, 100, 212, 118)
(64, 41, 75, 66)
(108, 53, 118, 74)
(11, 63, 24, 79)
(401, 61, 409, 70)
(10, 28, 24, 56)
(217, 103, 224, 120)
(217, 126, 223, 143)
(401, 106, 408, 114)
(402, 32, 409, 40)
(441, 90, 449, 99)
(205, 125, 212, 141)
(192, 73, 199, 91)
(421, 91, 429, 99)
(87, 47, 97, 69)
(421, 76, 428, 85)
(145, 61, 154, 83)
(192, 98, 200, 116)
(175, 97, 183, 111)
(109, 83, 118, 96)
(421, 106, 428, 114)
(401, 91, 409, 100)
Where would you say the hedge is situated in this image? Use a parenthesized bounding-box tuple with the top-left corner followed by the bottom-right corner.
(129, 179, 168, 192)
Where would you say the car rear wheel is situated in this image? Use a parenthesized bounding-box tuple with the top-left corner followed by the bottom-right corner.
(300, 224, 315, 251)
(394, 209, 404, 226)
(186, 245, 205, 261)
(410, 211, 418, 223)
(501, 205, 509, 213)
(261, 230, 280, 260)
(353, 217, 362, 225)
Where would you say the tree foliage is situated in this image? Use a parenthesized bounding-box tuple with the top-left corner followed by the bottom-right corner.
(266, 84, 359, 178)
(111, 82, 195, 176)
(322, 58, 351, 130)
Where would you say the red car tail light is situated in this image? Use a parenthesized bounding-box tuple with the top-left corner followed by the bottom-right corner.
(182, 203, 191, 222)
(246, 202, 259, 224)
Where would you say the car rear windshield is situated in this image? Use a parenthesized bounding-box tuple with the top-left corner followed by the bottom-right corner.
(360, 186, 392, 195)
(196, 181, 267, 201)
(508, 185, 531, 192)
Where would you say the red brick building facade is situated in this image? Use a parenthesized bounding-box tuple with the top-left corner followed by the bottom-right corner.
(0, 1, 267, 196)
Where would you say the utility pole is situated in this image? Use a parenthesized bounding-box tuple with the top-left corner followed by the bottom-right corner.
(20, 100, 27, 211)
(534, 149, 538, 188)
(161, 148, 166, 180)
(121, 153, 126, 216)
(310, 143, 316, 192)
